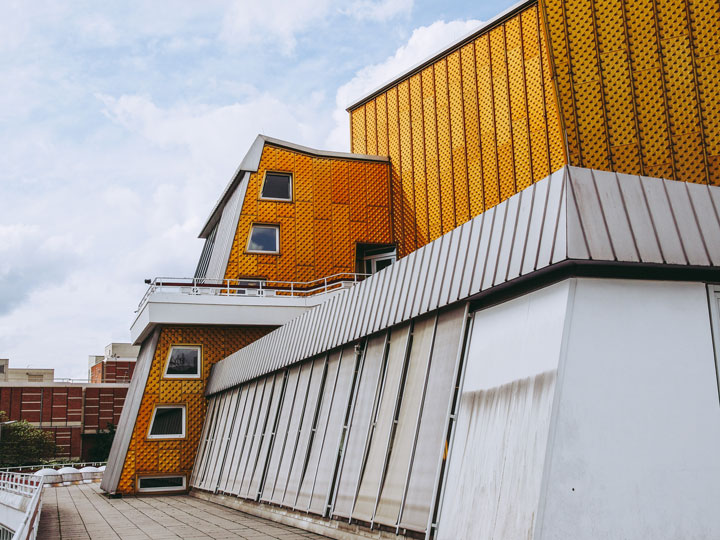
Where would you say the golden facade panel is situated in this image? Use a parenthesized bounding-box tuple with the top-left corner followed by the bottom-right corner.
(541, 0, 719, 185)
(117, 325, 273, 494)
(224, 144, 392, 282)
(349, 3, 565, 256)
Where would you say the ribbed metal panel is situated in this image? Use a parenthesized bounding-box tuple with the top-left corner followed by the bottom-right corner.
(204, 172, 249, 281)
(194, 223, 217, 279)
(207, 166, 720, 395)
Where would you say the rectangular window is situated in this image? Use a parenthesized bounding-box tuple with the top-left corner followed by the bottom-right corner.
(138, 475, 186, 493)
(261, 172, 292, 201)
(164, 345, 201, 378)
(148, 405, 185, 439)
(247, 224, 279, 254)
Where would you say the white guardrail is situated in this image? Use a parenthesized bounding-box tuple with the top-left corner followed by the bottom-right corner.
(0, 472, 42, 540)
(137, 273, 369, 312)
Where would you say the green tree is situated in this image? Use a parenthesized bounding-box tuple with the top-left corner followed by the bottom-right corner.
(88, 423, 116, 462)
(0, 412, 57, 467)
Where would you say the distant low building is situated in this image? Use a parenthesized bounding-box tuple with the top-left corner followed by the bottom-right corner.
(0, 358, 54, 383)
(88, 343, 139, 383)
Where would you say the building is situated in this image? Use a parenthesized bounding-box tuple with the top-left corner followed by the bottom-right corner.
(0, 359, 54, 383)
(88, 343, 140, 383)
(103, 0, 720, 538)
(0, 358, 128, 461)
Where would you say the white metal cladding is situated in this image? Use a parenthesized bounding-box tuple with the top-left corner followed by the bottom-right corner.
(207, 166, 720, 396)
(101, 328, 160, 494)
(204, 172, 248, 281)
(191, 304, 468, 536)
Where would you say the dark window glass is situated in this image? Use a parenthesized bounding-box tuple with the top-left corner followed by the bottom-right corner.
(139, 476, 184, 490)
(150, 407, 183, 437)
(375, 258, 393, 272)
(166, 347, 199, 376)
(261, 173, 291, 200)
(248, 225, 278, 252)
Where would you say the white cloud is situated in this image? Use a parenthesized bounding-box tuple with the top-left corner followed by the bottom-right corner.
(326, 18, 482, 150)
(343, 0, 413, 22)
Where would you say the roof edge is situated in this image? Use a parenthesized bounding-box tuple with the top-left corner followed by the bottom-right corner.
(199, 135, 389, 238)
(345, 0, 535, 112)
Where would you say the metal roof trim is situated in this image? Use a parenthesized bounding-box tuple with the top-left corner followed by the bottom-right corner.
(206, 166, 720, 395)
(345, 0, 536, 112)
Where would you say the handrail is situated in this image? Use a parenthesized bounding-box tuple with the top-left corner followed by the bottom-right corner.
(0, 461, 106, 474)
(136, 273, 369, 312)
(0, 472, 43, 540)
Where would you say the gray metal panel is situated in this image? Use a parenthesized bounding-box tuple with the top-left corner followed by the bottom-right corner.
(686, 182, 720, 265)
(205, 172, 249, 280)
(204, 167, 720, 396)
(249, 373, 285, 500)
(239, 377, 272, 497)
(227, 381, 259, 495)
(101, 328, 160, 494)
(615, 174, 663, 263)
(641, 176, 687, 265)
(219, 383, 251, 494)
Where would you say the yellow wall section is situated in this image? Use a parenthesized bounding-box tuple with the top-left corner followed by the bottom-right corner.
(541, 0, 720, 185)
(224, 144, 392, 283)
(349, 4, 566, 257)
(117, 325, 273, 494)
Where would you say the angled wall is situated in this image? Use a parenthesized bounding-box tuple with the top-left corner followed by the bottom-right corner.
(348, 2, 567, 257)
(541, 0, 720, 185)
(224, 143, 392, 283)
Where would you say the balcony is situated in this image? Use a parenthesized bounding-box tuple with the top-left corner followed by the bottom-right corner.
(130, 274, 368, 344)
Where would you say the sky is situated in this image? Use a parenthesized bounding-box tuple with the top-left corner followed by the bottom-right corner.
(0, 0, 517, 378)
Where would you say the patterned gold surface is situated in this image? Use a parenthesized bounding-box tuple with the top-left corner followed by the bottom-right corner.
(541, 0, 719, 185)
(348, 3, 566, 256)
(116, 325, 273, 494)
(224, 144, 392, 282)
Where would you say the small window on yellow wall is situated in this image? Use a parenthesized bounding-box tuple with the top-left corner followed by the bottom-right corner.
(247, 224, 279, 254)
(148, 405, 185, 439)
(164, 345, 201, 378)
(260, 172, 292, 201)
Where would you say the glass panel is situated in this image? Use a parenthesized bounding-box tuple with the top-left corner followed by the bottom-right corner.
(284, 356, 326, 507)
(374, 313, 436, 527)
(262, 173, 292, 200)
(296, 351, 340, 511)
(166, 346, 199, 376)
(261, 366, 300, 501)
(149, 407, 183, 437)
(272, 361, 312, 504)
(248, 225, 278, 252)
(400, 306, 465, 531)
(332, 332, 387, 518)
(309, 344, 358, 515)
(352, 322, 411, 522)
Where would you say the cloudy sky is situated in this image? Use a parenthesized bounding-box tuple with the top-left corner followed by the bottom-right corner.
(0, 0, 515, 378)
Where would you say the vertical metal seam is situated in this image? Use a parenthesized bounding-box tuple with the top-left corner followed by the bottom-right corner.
(432, 63, 445, 233)
(518, 12, 535, 184)
(408, 81, 418, 251)
(565, 168, 592, 259)
(650, 0, 678, 175)
(637, 175, 668, 263)
(487, 33, 502, 205)
(443, 57, 457, 230)
(613, 172, 642, 261)
(459, 46, 472, 222)
(518, 182, 538, 274)
(534, 4, 553, 180)
(660, 177, 690, 264)
(588, 168, 618, 260)
(589, 0, 615, 170)
(619, 0, 647, 177)
(501, 21, 519, 194)
(419, 69, 431, 245)
(681, 0, 711, 184)
(503, 190, 524, 282)
(559, 0, 583, 166)
(471, 39, 487, 212)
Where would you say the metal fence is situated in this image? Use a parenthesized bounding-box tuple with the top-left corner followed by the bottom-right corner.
(0, 461, 106, 474)
(137, 273, 369, 312)
(0, 472, 43, 540)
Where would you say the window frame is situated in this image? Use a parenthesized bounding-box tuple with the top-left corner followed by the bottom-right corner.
(163, 344, 202, 380)
(259, 171, 293, 202)
(136, 474, 187, 493)
(147, 404, 186, 440)
(246, 223, 280, 255)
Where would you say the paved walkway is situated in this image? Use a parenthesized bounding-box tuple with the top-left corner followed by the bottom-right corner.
(38, 483, 329, 539)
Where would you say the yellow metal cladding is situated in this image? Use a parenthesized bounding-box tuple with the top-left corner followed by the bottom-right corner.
(116, 325, 273, 494)
(541, 0, 720, 185)
(349, 3, 565, 256)
(224, 144, 392, 282)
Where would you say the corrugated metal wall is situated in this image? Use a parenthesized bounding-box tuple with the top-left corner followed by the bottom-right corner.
(224, 144, 392, 283)
(192, 304, 467, 536)
(348, 3, 566, 258)
(542, 0, 720, 185)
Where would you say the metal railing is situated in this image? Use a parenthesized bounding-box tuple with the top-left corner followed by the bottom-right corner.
(137, 273, 369, 312)
(0, 472, 43, 540)
(0, 461, 106, 474)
